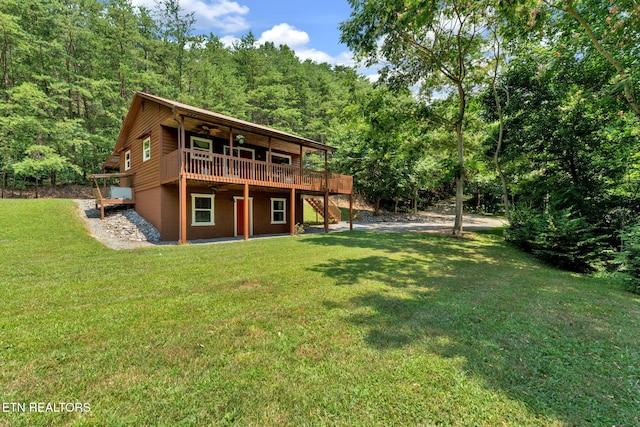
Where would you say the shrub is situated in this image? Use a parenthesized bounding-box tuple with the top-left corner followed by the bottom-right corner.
(616, 223, 640, 294)
(505, 205, 604, 272)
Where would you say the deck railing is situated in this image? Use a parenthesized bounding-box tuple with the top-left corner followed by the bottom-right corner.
(161, 149, 353, 194)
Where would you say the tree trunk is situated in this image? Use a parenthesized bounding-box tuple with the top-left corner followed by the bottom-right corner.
(374, 196, 381, 215)
(453, 80, 466, 236)
(491, 50, 510, 218)
(1, 166, 5, 199)
(453, 123, 464, 236)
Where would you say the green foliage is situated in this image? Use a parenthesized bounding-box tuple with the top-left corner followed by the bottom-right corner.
(616, 223, 640, 293)
(331, 85, 426, 210)
(506, 204, 605, 272)
(0, 0, 366, 187)
(13, 145, 81, 181)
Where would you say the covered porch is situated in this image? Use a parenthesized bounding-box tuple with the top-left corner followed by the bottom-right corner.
(168, 103, 354, 244)
(160, 149, 353, 194)
(171, 178, 355, 244)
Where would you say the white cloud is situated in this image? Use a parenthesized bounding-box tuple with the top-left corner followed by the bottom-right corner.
(131, 0, 250, 34)
(257, 23, 309, 50)
(219, 35, 240, 48)
(129, 3, 358, 67)
(365, 74, 380, 83)
(184, 0, 250, 33)
(257, 23, 354, 66)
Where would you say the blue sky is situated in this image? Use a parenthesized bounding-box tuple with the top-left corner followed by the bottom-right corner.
(132, 0, 360, 69)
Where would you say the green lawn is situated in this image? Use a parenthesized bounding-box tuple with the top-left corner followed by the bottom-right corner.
(1, 199, 639, 426)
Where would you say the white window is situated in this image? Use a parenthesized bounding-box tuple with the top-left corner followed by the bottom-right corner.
(270, 152, 292, 165)
(124, 150, 131, 171)
(192, 194, 215, 226)
(271, 198, 287, 224)
(142, 137, 151, 161)
(224, 145, 255, 159)
(190, 136, 212, 159)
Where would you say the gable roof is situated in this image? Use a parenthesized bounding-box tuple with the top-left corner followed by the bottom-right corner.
(105, 92, 335, 170)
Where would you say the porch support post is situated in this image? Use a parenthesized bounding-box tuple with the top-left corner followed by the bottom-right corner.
(324, 150, 329, 234)
(299, 145, 303, 182)
(324, 190, 329, 234)
(179, 175, 187, 244)
(229, 128, 234, 177)
(349, 192, 353, 231)
(243, 182, 249, 241)
(290, 188, 296, 236)
(178, 115, 187, 245)
(268, 137, 272, 183)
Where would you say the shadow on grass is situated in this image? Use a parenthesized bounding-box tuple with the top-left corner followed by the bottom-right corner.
(304, 231, 639, 426)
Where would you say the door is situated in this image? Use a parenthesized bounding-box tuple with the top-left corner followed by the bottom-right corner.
(237, 198, 245, 235)
(224, 146, 255, 179)
(233, 197, 253, 237)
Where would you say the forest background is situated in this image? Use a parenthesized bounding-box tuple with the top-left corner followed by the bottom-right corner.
(0, 0, 639, 289)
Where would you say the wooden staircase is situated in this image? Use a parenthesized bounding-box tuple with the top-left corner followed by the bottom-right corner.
(305, 197, 341, 224)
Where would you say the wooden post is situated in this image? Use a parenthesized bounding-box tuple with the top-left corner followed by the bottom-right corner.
(243, 183, 249, 241)
(179, 175, 187, 244)
(178, 116, 187, 245)
(290, 188, 296, 236)
(229, 128, 234, 177)
(267, 137, 272, 183)
(323, 191, 329, 234)
(349, 192, 353, 231)
(324, 151, 329, 234)
(299, 145, 303, 182)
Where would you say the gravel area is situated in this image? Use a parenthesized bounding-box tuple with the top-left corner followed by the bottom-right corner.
(76, 199, 507, 250)
(328, 210, 507, 234)
(76, 199, 161, 250)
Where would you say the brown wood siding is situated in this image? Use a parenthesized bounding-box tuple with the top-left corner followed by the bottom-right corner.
(160, 185, 179, 241)
(252, 191, 291, 235)
(158, 184, 294, 241)
(125, 102, 173, 193)
(162, 126, 179, 155)
(135, 187, 162, 232)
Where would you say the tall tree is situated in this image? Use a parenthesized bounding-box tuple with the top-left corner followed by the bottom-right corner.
(332, 83, 421, 213)
(341, 0, 494, 235)
(155, 0, 197, 98)
(511, 0, 640, 117)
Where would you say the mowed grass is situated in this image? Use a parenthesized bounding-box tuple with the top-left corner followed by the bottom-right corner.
(1, 199, 639, 426)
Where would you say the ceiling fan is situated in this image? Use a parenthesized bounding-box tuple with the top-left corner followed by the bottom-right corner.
(197, 124, 221, 136)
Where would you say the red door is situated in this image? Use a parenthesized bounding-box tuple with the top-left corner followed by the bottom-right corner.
(237, 199, 245, 236)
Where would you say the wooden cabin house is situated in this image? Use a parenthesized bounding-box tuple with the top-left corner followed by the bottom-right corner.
(94, 92, 353, 244)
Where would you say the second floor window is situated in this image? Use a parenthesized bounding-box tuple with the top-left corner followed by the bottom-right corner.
(143, 137, 151, 161)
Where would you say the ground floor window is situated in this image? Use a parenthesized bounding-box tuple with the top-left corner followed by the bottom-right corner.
(192, 194, 215, 226)
(271, 198, 287, 224)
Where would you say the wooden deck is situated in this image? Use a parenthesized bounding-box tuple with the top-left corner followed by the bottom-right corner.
(89, 173, 136, 220)
(160, 149, 353, 194)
